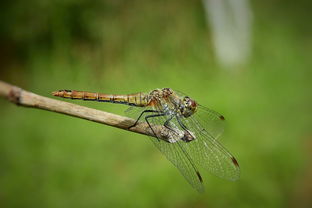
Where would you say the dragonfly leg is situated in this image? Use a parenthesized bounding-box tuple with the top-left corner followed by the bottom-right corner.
(176, 116, 196, 142)
(145, 113, 166, 141)
(163, 115, 181, 136)
(128, 110, 161, 129)
(164, 115, 174, 128)
(146, 114, 181, 143)
(176, 116, 188, 130)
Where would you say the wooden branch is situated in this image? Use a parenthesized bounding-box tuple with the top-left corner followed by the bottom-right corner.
(0, 80, 171, 140)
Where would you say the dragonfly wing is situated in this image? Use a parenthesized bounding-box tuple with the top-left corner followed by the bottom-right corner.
(126, 105, 204, 192)
(191, 105, 226, 140)
(148, 114, 205, 192)
(125, 106, 147, 120)
(125, 105, 162, 120)
(179, 115, 240, 181)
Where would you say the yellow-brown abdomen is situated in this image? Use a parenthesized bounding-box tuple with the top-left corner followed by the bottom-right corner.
(52, 90, 149, 107)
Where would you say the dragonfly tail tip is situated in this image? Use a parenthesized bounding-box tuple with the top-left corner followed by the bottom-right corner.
(52, 91, 60, 96)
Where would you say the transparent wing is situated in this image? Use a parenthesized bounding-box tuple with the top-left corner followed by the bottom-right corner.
(147, 113, 205, 192)
(125, 105, 205, 192)
(180, 115, 240, 181)
(125, 106, 152, 119)
(173, 91, 239, 179)
(125, 99, 239, 190)
(175, 91, 225, 139)
(194, 105, 226, 139)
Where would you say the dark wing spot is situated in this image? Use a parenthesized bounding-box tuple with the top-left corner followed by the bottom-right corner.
(231, 157, 239, 167)
(219, 115, 225, 120)
(196, 171, 203, 183)
(64, 90, 72, 92)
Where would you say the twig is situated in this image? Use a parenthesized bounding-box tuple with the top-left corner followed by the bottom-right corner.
(0, 80, 169, 139)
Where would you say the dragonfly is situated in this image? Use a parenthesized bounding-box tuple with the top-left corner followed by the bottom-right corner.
(52, 88, 240, 192)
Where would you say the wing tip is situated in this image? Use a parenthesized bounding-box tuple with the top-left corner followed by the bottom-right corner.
(196, 171, 205, 193)
(231, 157, 239, 167)
(196, 171, 203, 183)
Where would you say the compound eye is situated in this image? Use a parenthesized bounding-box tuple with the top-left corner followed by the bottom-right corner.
(190, 99, 197, 108)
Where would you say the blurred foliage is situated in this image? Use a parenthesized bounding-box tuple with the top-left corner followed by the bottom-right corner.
(0, 0, 311, 207)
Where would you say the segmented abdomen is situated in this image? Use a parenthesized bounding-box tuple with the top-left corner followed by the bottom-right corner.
(52, 90, 149, 107)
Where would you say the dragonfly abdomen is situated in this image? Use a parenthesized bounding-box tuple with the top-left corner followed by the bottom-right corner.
(52, 90, 148, 107)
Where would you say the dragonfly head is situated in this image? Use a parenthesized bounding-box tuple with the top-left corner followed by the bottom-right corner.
(181, 96, 197, 117)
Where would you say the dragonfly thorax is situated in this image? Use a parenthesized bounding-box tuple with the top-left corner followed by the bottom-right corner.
(148, 88, 197, 118)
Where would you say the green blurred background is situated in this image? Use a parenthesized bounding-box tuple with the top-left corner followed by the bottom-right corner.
(0, 0, 311, 207)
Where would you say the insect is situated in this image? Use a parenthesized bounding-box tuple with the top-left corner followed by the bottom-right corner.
(52, 88, 240, 192)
